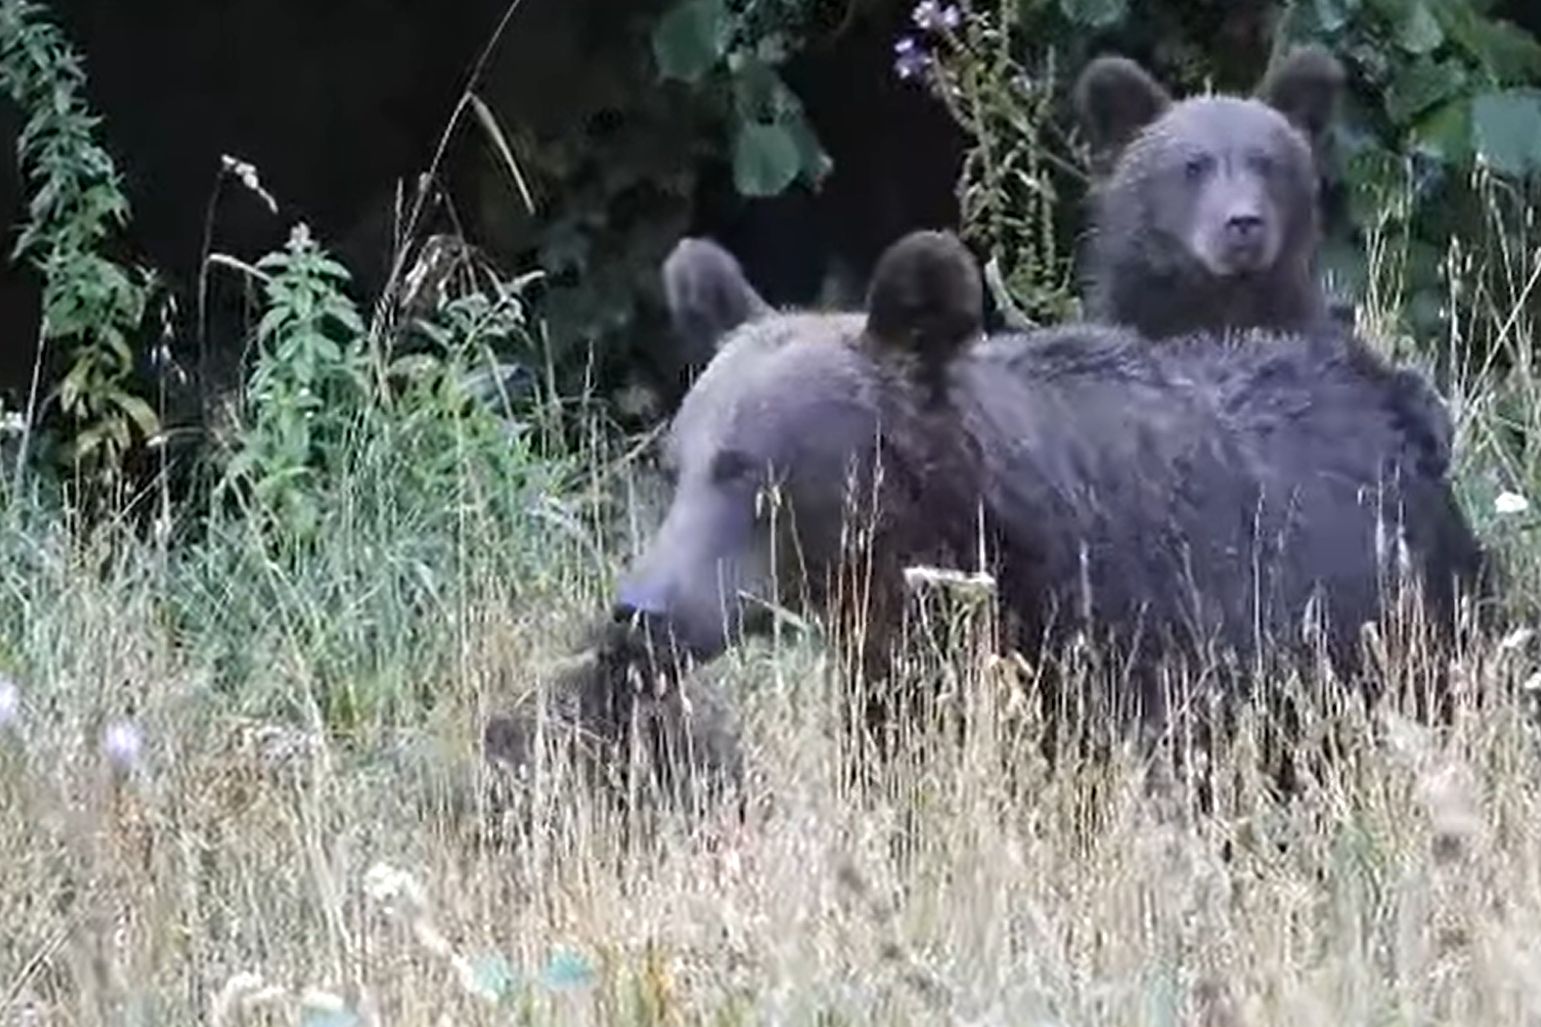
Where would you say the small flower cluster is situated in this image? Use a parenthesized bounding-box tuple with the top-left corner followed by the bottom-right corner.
(894, 1, 962, 81)
(1495, 489, 1530, 516)
(103, 718, 144, 774)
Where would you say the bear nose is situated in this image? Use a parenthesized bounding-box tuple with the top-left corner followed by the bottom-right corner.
(613, 577, 670, 622)
(1226, 212, 1264, 240)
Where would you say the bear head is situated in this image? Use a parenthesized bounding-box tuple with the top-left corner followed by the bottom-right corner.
(1074, 46, 1346, 338)
(613, 230, 986, 665)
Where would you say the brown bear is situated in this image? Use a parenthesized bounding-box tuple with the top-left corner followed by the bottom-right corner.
(609, 229, 1487, 733)
(1073, 46, 1348, 340)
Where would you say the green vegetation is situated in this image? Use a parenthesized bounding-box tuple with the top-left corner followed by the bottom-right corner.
(0, 0, 160, 485)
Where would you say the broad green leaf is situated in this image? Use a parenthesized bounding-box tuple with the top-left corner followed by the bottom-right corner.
(730, 54, 782, 122)
(1385, 59, 1466, 126)
(732, 121, 801, 197)
(651, 0, 729, 84)
(1411, 97, 1472, 165)
(1472, 89, 1541, 177)
(1059, 0, 1126, 28)
(1444, 8, 1541, 83)
(1396, 2, 1443, 54)
(115, 393, 160, 436)
(1312, 0, 1353, 34)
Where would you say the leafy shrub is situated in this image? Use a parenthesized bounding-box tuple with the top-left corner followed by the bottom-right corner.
(218, 222, 559, 552)
(196, 221, 582, 724)
(650, 0, 832, 198)
(0, 0, 160, 484)
(217, 224, 371, 541)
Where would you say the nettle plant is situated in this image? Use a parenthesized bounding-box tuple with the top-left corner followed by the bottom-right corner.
(0, 0, 160, 485)
(220, 223, 551, 546)
(650, 0, 833, 197)
(219, 224, 370, 541)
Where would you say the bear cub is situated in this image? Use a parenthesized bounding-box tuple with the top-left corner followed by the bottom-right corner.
(1074, 46, 1347, 340)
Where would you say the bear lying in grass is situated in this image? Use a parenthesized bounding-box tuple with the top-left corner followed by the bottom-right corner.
(1074, 45, 1348, 340)
(611, 230, 1485, 715)
(485, 229, 1488, 804)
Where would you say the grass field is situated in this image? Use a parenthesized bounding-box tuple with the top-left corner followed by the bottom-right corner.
(5, 194, 1541, 1025)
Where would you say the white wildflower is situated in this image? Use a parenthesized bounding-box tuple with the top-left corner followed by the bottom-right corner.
(102, 719, 143, 773)
(1495, 490, 1529, 516)
(1499, 627, 1535, 653)
(363, 862, 427, 916)
(0, 677, 17, 730)
(210, 971, 288, 1026)
(298, 989, 349, 1015)
(902, 565, 997, 597)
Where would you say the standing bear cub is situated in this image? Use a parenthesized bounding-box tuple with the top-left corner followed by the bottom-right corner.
(1074, 46, 1347, 340)
(610, 230, 1486, 728)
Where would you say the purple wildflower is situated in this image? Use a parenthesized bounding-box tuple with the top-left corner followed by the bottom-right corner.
(912, 0, 961, 32)
(894, 36, 931, 81)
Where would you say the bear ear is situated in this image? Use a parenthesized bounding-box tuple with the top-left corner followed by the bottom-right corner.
(662, 237, 772, 361)
(865, 230, 983, 374)
(1258, 45, 1345, 148)
(1074, 55, 1172, 177)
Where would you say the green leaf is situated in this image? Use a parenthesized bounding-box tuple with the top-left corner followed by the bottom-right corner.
(115, 393, 160, 436)
(1471, 89, 1541, 177)
(784, 109, 833, 186)
(651, 0, 729, 84)
(1410, 97, 1472, 165)
(730, 53, 782, 122)
(1059, 0, 1126, 28)
(1443, 9, 1541, 84)
(1311, 0, 1354, 34)
(732, 121, 801, 197)
(1396, 2, 1443, 54)
(1384, 59, 1466, 125)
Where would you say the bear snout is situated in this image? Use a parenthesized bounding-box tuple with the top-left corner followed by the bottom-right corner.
(1225, 211, 1265, 242)
(1192, 206, 1277, 278)
(615, 576, 670, 621)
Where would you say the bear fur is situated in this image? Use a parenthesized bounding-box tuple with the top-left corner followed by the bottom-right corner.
(481, 618, 745, 823)
(1073, 46, 1348, 340)
(609, 229, 1487, 732)
(661, 237, 774, 388)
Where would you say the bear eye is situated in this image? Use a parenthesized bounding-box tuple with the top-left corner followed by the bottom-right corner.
(1184, 154, 1212, 180)
(710, 448, 756, 485)
(1250, 152, 1276, 177)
